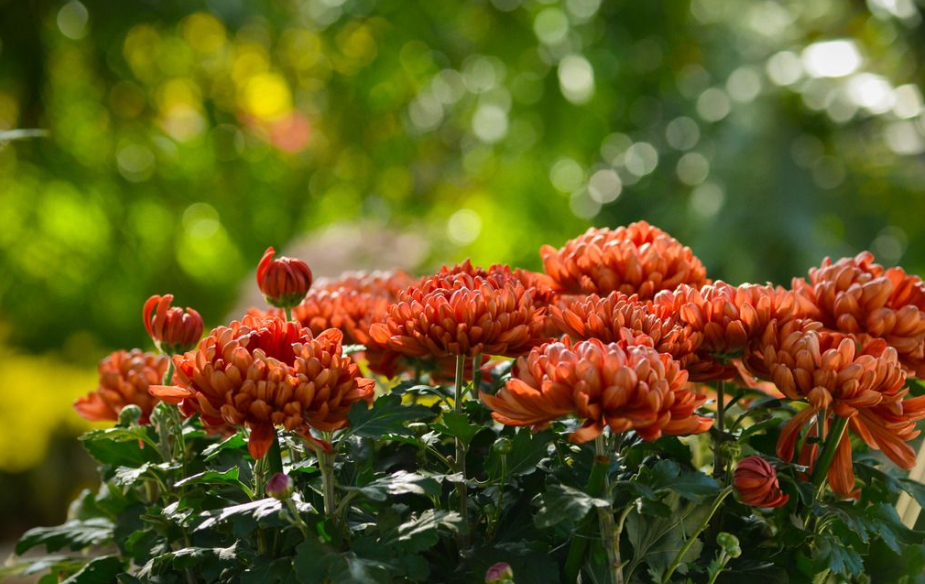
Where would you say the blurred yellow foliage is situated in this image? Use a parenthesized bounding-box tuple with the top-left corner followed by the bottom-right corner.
(0, 349, 96, 472)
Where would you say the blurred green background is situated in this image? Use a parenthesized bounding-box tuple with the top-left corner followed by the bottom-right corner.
(2, 0, 925, 543)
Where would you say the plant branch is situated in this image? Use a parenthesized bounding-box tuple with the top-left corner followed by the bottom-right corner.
(661, 488, 734, 584)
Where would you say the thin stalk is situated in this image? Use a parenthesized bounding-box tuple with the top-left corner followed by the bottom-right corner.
(284, 306, 293, 322)
(454, 354, 470, 545)
(595, 436, 622, 584)
(661, 488, 734, 584)
(713, 379, 726, 479)
(284, 498, 311, 539)
(811, 415, 849, 492)
(472, 351, 483, 391)
(318, 432, 337, 518)
(705, 551, 729, 584)
(563, 443, 610, 584)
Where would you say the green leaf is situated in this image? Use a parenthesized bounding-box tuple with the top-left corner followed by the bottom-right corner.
(344, 470, 441, 502)
(670, 470, 720, 501)
(202, 431, 247, 461)
(343, 395, 434, 439)
(138, 545, 240, 582)
(111, 463, 155, 488)
(195, 496, 314, 534)
(294, 538, 338, 584)
(625, 495, 707, 582)
(814, 534, 863, 577)
(0, 556, 81, 579)
(433, 411, 480, 445)
(327, 553, 394, 584)
(16, 518, 114, 555)
(383, 509, 465, 552)
(80, 428, 159, 468)
(174, 467, 241, 488)
(60, 556, 123, 584)
(534, 483, 610, 529)
(485, 429, 553, 478)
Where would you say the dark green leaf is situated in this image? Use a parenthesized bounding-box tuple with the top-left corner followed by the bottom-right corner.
(16, 518, 114, 555)
(79, 428, 158, 468)
(294, 538, 337, 584)
(814, 534, 863, 577)
(60, 556, 122, 584)
(343, 470, 441, 502)
(383, 509, 465, 552)
(670, 470, 720, 501)
(196, 496, 314, 534)
(433, 411, 480, 445)
(485, 429, 553, 478)
(174, 467, 241, 488)
(534, 483, 610, 529)
(343, 395, 434, 439)
(202, 431, 247, 461)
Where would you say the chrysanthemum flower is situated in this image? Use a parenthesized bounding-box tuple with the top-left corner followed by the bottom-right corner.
(438, 260, 560, 308)
(550, 291, 702, 367)
(793, 252, 925, 377)
(151, 316, 374, 459)
(654, 282, 798, 380)
(369, 275, 547, 359)
(256, 246, 314, 309)
(313, 269, 415, 299)
(746, 320, 921, 496)
(540, 221, 708, 299)
(480, 338, 712, 443)
(143, 294, 204, 355)
(733, 456, 789, 508)
(75, 349, 168, 424)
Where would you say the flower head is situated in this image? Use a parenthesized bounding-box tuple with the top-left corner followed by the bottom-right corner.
(540, 221, 708, 299)
(143, 294, 204, 355)
(75, 349, 168, 424)
(551, 291, 701, 367)
(480, 338, 712, 443)
(794, 252, 925, 377)
(151, 316, 374, 459)
(266, 472, 294, 500)
(733, 457, 789, 508)
(257, 246, 314, 309)
(370, 275, 548, 358)
(485, 562, 515, 584)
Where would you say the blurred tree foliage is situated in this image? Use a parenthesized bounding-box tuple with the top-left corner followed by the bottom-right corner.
(1, 0, 924, 357)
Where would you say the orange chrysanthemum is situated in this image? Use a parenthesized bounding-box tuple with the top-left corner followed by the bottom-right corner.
(793, 252, 925, 377)
(75, 349, 168, 424)
(369, 275, 548, 359)
(551, 292, 702, 367)
(540, 221, 708, 299)
(151, 316, 374, 459)
(438, 260, 560, 308)
(746, 320, 923, 496)
(480, 338, 712, 443)
(653, 282, 798, 380)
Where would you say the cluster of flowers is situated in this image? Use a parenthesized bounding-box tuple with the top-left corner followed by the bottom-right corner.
(74, 221, 925, 507)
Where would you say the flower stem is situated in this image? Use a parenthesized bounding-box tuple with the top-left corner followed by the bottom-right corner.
(454, 354, 470, 546)
(284, 306, 293, 323)
(318, 432, 337, 518)
(713, 379, 726, 479)
(661, 487, 734, 584)
(564, 441, 610, 584)
(595, 436, 623, 584)
(811, 415, 848, 492)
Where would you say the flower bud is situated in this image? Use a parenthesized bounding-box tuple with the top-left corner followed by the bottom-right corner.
(118, 404, 143, 426)
(492, 437, 513, 456)
(716, 532, 741, 558)
(485, 562, 514, 584)
(408, 422, 430, 437)
(256, 247, 313, 309)
(733, 456, 789, 508)
(143, 295, 204, 355)
(266, 472, 294, 500)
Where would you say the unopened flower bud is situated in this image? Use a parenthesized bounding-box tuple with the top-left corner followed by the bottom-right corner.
(143, 294, 204, 355)
(485, 562, 514, 584)
(257, 247, 313, 310)
(492, 437, 513, 456)
(716, 532, 741, 558)
(733, 456, 789, 508)
(118, 404, 143, 426)
(266, 472, 294, 500)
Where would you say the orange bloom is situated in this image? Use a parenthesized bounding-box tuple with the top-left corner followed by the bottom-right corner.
(733, 457, 789, 508)
(654, 282, 798, 380)
(550, 291, 701, 367)
(438, 260, 560, 309)
(746, 320, 920, 496)
(369, 275, 548, 359)
(143, 294, 204, 355)
(256, 246, 314, 309)
(540, 221, 708, 299)
(75, 349, 168, 424)
(151, 316, 374, 459)
(480, 338, 712, 443)
(794, 252, 925, 377)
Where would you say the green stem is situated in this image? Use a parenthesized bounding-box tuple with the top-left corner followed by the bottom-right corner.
(595, 436, 621, 584)
(284, 306, 293, 322)
(811, 415, 848, 492)
(454, 354, 470, 546)
(285, 498, 311, 539)
(318, 432, 337, 518)
(713, 379, 726, 479)
(661, 488, 734, 584)
(706, 552, 729, 584)
(267, 431, 284, 477)
(472, 350, 483, 391)
(564, 441, 610, 584)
